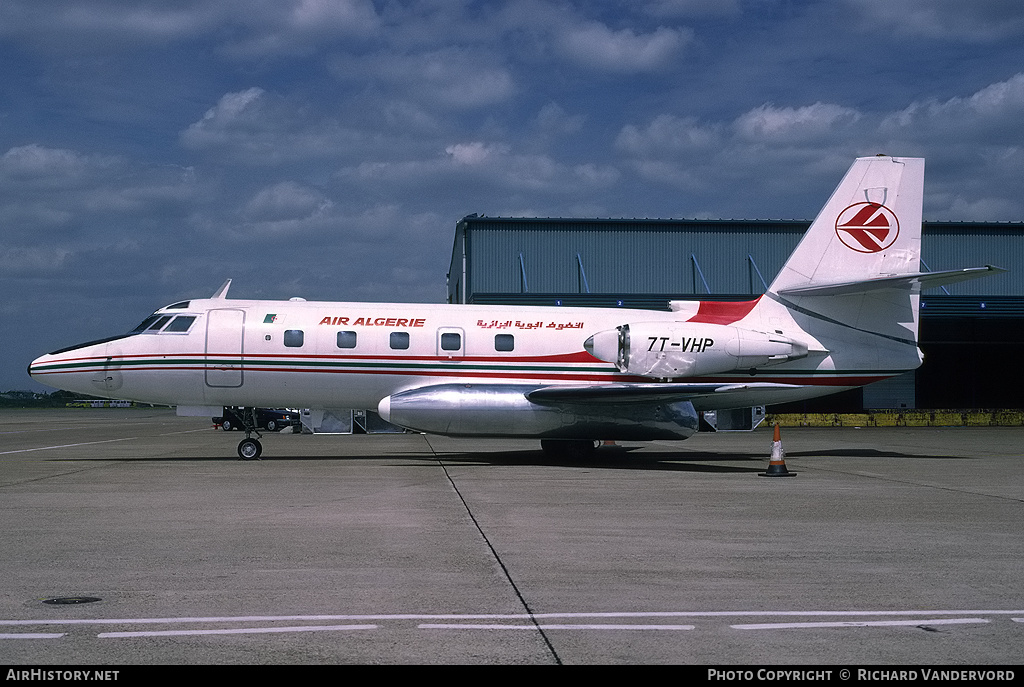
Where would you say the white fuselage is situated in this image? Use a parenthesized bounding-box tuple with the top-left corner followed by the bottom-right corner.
(28, 295, 904, 416)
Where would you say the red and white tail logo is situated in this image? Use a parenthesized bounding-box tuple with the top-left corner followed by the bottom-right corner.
(835, 202, 900, 253)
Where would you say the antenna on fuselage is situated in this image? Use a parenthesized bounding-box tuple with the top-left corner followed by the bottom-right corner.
(212, 279, 232, 300)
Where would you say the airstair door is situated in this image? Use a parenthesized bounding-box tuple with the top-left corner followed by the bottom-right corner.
(205, 309, 245, 387)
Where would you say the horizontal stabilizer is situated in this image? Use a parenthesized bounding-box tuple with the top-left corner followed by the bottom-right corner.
(526, 382, 801, 404)
(778, 265, 1005, 297)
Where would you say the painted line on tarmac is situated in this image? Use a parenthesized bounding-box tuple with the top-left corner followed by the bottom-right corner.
(4, 609, 1024, 627)
(98, 624, 377, 638)
(0, 632, 66, 639)
(0, 437, 137, 455)
(420, 623, 694, 631)
(732, 618, 990, 630)
(158, 428, 220, 436)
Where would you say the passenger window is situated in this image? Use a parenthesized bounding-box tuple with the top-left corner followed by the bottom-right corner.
(390, 332, 410, 350)
(284, 330, 304, 347)
(495, 334, 514, 352)
(337, 331, 357, 349)
(440, 332, 461, 351)
(164, 315, 196, 333)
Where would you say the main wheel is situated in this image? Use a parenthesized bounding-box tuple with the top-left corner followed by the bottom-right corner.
(237, 438, 262, 461)
(540, 439, 599, 460)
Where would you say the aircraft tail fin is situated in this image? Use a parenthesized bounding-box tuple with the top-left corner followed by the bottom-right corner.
(767, 155, 924, 296)
(747, 155, 928, 374)
(742, 155, 1003, 379)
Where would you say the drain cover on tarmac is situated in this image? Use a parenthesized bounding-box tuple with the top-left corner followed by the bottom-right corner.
(42, 596, 101, 605)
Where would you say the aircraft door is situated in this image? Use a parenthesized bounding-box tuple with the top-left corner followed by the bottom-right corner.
(205, 309, 245, 387)
(436, 327, 465, 359)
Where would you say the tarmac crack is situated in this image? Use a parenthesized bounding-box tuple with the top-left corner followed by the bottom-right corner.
(800, 463, 1024, 504)
(422, 435, 562, 665)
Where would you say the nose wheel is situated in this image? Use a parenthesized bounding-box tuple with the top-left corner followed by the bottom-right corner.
(237, 437, 262, 461)
(234, 407, 263, 460)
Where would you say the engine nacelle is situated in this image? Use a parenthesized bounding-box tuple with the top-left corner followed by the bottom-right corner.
(378, 384, 698, 440)
(585, 322, 808, 378)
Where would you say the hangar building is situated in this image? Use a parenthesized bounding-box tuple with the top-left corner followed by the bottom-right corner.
(447, 215, 1024, 412)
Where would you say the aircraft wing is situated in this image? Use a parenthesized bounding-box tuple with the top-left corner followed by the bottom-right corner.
(525, 382, 801, 405)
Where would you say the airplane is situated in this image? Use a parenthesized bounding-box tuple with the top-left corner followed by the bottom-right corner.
(28, 155, 1004, 460)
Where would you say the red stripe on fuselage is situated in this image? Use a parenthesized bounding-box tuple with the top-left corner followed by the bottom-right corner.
(36, 350, 603, 365)
(686, 297, 761, 325)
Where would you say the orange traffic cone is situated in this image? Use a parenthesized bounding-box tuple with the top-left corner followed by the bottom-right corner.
(759, 423, 796, 477)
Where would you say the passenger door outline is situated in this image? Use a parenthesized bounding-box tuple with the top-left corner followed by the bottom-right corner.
(205, 309, 245, 387)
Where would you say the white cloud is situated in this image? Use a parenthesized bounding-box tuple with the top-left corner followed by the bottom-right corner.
(180, 88, 269, 152)
(180, 88, 368, 163)
(557, 22, 690, 72)
(0, 1, 381, 56)
(242, 181, 333, 222)
(345, 141, 619, 200)
(288, 0, 379, 31)
(884, 72, 1024, 131)
(615, 74, 1024, 219)
(643, 0, 742, 18)
(0, 246, 74, 276)
(445, 142, 509, 166)
(615, 115, 722, 156)
(0, 144, 116, 186)
(0, 1, 222, 49)
(734, 103, 863, 141)
(845, 0, 1024, 41)
(331, 48, 516, 110)
(531, 102, 586, 140)
(221, 0, 381, 57)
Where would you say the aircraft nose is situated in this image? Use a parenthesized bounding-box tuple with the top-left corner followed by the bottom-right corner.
(28, 353, 59, 387)
(28, 354, 46, 382)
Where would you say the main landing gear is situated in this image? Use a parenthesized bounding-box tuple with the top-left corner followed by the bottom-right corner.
(234, 407, 263, 461)
(540, 439, 601, 460)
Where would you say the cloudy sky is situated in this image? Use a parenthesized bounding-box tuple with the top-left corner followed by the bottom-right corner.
(5, 0, 1024, 391)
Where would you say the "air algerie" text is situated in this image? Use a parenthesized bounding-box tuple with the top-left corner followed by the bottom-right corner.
(319, 316, 426, 327)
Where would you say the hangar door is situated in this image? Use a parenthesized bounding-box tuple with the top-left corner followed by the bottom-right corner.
(205, 309, 245, 388)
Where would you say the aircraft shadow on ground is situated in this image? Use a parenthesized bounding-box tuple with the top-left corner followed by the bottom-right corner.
(784, 448, 966, 460)
(432, 448, 766, 472)
(45, 445, 965, 469)
(47, 448, 765, 472)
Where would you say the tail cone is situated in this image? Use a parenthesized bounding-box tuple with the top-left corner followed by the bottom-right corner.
(760, 423, 796, 477)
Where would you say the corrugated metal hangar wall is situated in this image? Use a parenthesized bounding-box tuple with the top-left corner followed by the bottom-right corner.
(447, 216, 1024, 411)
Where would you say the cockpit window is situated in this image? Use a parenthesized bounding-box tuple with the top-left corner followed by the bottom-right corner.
(164, 315, 196, 333)
(131, 313, 197, 334)
(166, 301, 191, 309)
(131, 315, 161, 333)
(147, 316, 173, 331)
(49, 309, 197, 356)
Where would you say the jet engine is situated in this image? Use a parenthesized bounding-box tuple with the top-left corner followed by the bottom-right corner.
(378, 384, 698, 440)
(585, 322, 808, 378)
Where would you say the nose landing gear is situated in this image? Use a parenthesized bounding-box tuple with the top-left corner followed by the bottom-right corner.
(234, 407, 263, 460)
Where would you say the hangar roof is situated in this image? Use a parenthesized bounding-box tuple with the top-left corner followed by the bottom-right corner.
(448, 216, 1022, 308)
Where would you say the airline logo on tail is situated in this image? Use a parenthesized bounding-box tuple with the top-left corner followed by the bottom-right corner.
(835, 202, 900, 253)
